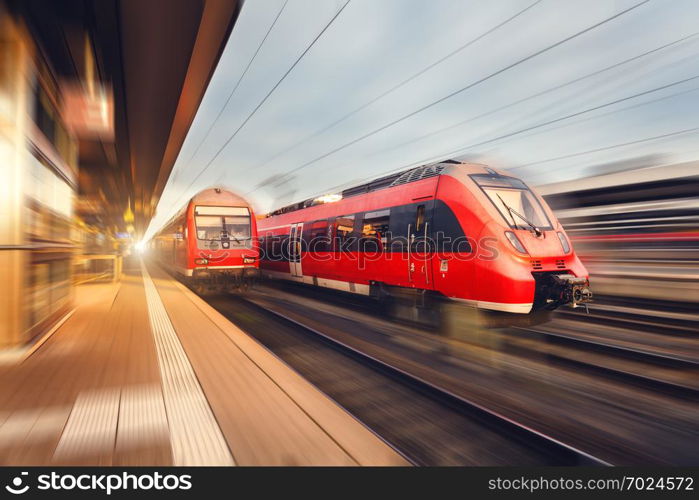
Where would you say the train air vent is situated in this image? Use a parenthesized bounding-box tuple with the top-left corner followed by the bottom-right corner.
(531, 260, 543, 270)
(389, 163, 446, 187)
(556, 259, 566, 269)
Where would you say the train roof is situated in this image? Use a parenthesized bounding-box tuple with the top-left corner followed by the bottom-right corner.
(265, 160, 487, 217)
(190, 187, 252, 207)
(156, 187, 252, 235)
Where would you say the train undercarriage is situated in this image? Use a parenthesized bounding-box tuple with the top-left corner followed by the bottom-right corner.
(188, 267, 259, 295)
(369, 276, 592, 334)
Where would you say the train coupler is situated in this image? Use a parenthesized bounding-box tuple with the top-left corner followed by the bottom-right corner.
(533, 272, 592, 311)
(556, 274, 592, 309)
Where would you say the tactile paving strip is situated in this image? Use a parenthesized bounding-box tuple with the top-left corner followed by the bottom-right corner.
(141, 262, 235, 465)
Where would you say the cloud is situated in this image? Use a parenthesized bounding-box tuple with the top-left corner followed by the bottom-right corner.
(146, 0, 699, 237)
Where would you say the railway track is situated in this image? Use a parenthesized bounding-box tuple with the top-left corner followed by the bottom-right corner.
(505, 326, 699, 398)
(511, 325, 698, 365)
(251, 279, 699, 398)
(505, 295, 698, 397)
(204, 293, 608, 466)
(557, 301, 699, 338)
(280, 280, 699, 396)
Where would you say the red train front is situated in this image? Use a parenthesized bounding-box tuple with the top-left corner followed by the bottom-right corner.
(258, 162, 592, 314)
(153, 188, 259, 294)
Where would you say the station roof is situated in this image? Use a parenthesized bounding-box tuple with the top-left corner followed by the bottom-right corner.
(17, 0, 241, 236)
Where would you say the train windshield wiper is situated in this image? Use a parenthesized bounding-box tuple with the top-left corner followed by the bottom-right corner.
(220, 217, 241, 244)
(226, 232, 242, 244)
(496, 194, 542, 237)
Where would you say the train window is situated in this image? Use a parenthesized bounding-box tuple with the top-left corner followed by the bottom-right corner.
(431, 200, 470, 253)
(306, 219, 331, 252)
(196, 216, 221, 239)
(471, 174, 527, 190)
(361, 210, 390, 252)
(415, 205, 425, 231)
(223, 216, 251, 239)
(483, 188, 552, 230)
(334, 215, 355, 251)
(195, 206, 249, 216)
(387, 203, 418, 252)
(195, 213, 252, 249)
(470, 174, 552, 230)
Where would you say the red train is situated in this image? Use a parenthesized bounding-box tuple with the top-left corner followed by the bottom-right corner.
(258, 161, 591, 314)
(152, 188, 259, 294)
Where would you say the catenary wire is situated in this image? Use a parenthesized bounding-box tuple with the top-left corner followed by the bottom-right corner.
(176, 0, 291, 179)
(243, 0, 651, 194)
(240, 0, 544, 177)
(319, 31, 699, 172)
(167, 0, 352, 213)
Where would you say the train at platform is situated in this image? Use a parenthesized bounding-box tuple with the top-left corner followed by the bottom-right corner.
(152, 188, 259, 294)
(257, 161, 592, 315)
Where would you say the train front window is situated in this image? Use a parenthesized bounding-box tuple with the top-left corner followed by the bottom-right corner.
(471, 174, 552, 230)
(194, 206, 251, 249)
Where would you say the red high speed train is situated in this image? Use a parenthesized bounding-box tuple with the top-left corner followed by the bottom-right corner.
(258, 161, 591, 314)
(152, 188, 259, 294)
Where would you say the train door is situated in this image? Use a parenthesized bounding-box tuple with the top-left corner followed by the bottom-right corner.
(408, 203, 434, 289)
(289, 223, 303, 277)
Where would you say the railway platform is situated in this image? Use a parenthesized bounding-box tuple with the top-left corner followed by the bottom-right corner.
(0, 257, 406, 466)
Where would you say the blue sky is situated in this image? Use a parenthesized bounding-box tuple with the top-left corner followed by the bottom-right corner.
(145, 0, 699, 239)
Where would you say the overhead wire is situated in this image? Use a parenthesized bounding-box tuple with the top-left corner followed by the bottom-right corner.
(240, 0, 544, 177)
(169, 0, 352, 211)
(327, 30, 699, 169)
(509, 126, 699, 170)
(424, 74, 699, 161)
(176, 0, 291, 179)
(244, 0, 651, 194)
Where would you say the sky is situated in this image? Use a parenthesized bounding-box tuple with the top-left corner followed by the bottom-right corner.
(144, 0, 699, 240)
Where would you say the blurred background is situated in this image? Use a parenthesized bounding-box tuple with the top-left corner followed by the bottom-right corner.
(0, 0, 696, 465)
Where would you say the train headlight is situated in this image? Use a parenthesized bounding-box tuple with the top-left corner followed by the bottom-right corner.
(194, 258, 208, 265)
(243, 256, 256, 264)
(556, 232, 570, 254)
(504, 231, 527, 254)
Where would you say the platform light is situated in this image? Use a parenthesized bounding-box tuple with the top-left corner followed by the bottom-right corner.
(135, 240, 147, 254)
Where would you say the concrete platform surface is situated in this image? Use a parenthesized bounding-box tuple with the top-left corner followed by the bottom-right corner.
(0, 257, 407, 466)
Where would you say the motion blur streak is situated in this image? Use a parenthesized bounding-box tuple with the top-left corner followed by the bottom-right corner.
(542, 160, 699, 310)
(0, 0, 697, 466)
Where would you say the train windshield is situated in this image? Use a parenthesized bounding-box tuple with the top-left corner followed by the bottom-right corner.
(471, 174, 552, 230)
(194, 206, 251, 249)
